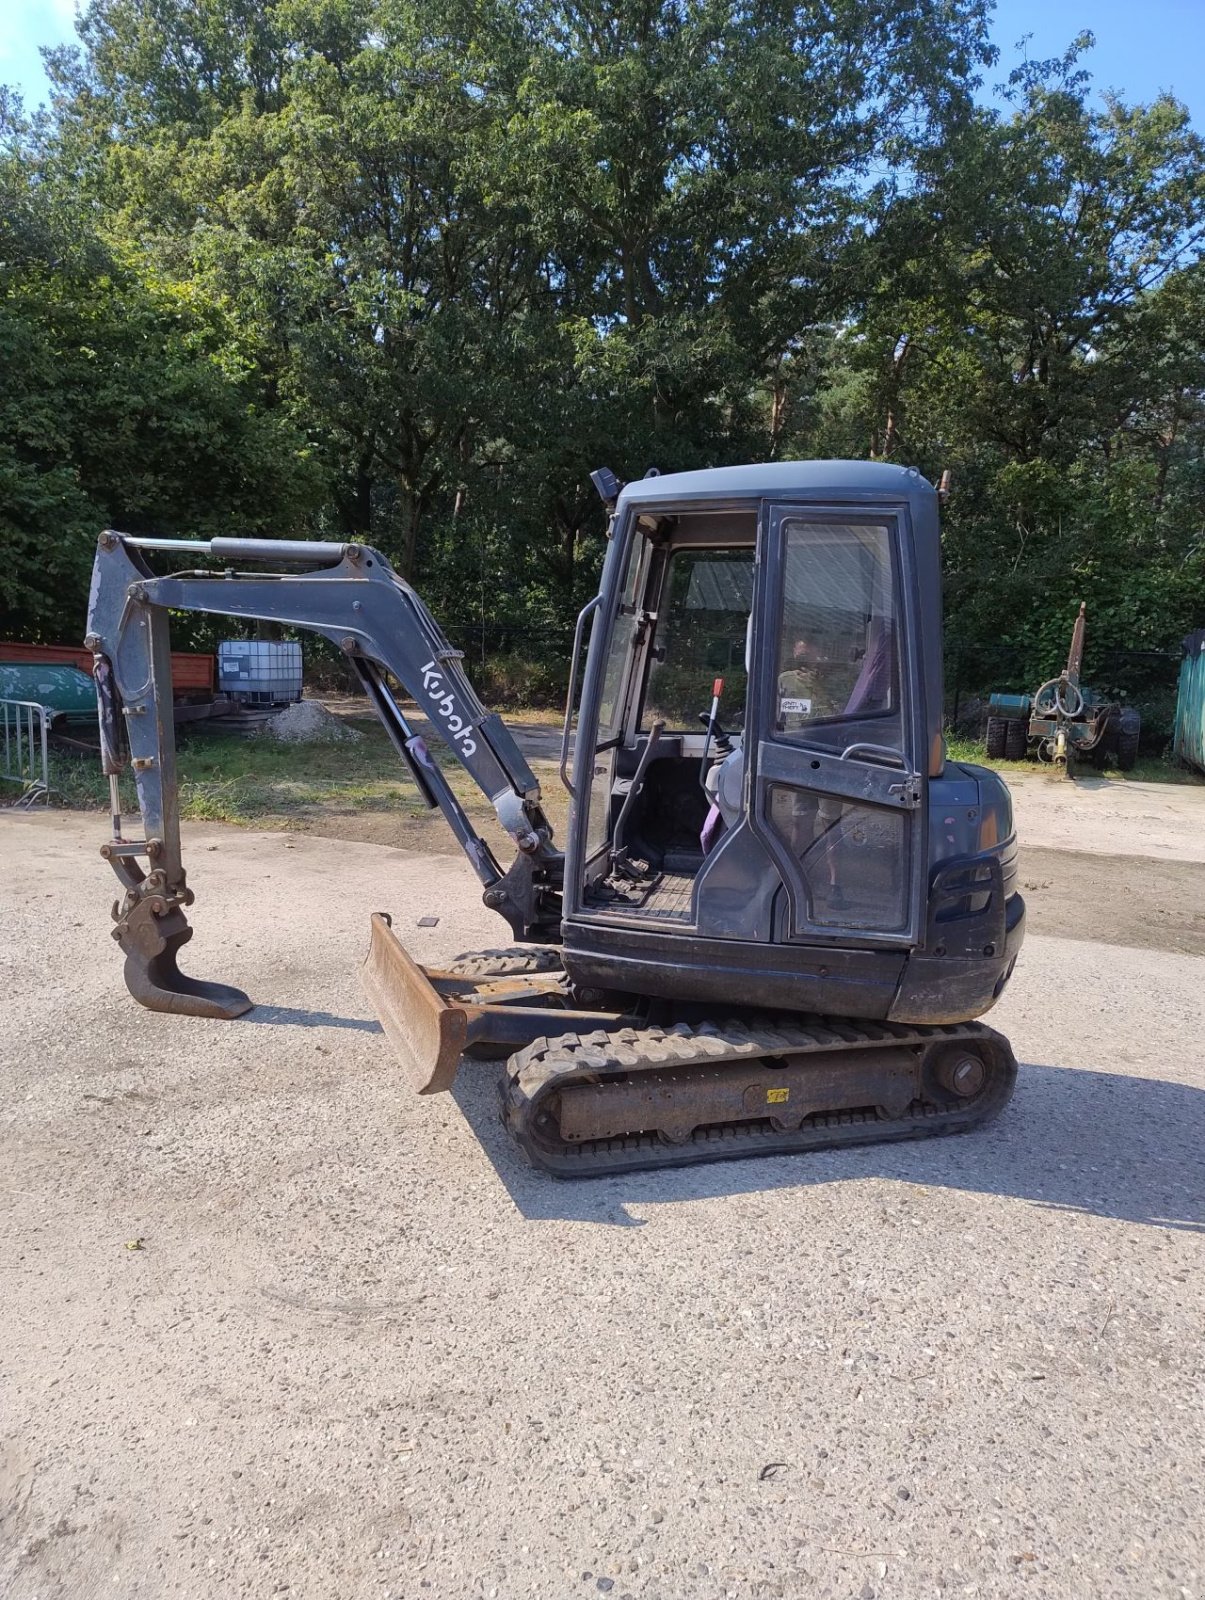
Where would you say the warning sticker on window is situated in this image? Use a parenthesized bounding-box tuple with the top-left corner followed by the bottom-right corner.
(779, 696, 812, 715)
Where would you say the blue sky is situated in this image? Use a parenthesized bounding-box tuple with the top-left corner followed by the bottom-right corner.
(1, 0, 1202, 124)
(987, 0, 1203, 121)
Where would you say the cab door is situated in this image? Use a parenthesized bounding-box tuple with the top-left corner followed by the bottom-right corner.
(747, 503, 926, 945)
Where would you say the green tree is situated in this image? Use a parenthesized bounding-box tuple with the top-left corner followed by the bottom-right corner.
(41, 0, 1002, 597)
(10, 1, 1205, 724)
(792, 40, 1205, 709)
(0, 96, 322, 639)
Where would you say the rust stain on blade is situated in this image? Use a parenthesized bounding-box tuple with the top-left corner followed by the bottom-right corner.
(361, 913, 467, 1094)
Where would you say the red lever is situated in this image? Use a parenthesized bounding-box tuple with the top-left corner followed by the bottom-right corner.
(712, 678, 724, 699)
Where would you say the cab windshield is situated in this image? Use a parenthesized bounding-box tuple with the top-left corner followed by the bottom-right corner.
(643, 547, 753, 731)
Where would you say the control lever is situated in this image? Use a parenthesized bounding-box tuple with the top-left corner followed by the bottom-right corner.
(698, 686, 733, 758)
(611, 721, 664, 879)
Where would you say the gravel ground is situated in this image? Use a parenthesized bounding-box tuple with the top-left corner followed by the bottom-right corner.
(1004, 771, 1205, 864)
(1, 811, 1203, 1600)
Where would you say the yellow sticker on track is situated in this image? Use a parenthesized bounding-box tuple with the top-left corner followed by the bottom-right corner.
(766, 1087, 790, 1104)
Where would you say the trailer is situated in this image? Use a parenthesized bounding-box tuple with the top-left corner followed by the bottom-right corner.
(0, 640, 216, 697)
(985, 604, 1140, 775)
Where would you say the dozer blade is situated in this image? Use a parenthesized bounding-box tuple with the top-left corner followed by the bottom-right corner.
(117, 903, 253, 1020)
(361, 912, 468, 1094)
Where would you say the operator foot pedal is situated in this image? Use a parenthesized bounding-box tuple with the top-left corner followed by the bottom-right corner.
(117, 904, 252, 1020)
(611, 853, 652, 882)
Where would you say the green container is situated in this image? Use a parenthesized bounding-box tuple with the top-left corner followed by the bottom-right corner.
(988, 691, 1032, 718)
(0, 662, 98, 722)
(1173, 632, 1205, 774)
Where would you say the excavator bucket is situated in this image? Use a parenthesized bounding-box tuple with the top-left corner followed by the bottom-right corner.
(117, 902, 252, 1020)
(361, 913, 468, 1094)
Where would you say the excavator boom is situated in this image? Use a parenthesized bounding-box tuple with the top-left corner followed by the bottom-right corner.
(85, 532, 565, 1028)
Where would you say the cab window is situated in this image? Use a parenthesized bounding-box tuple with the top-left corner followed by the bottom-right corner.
(776, 520, 899, 739)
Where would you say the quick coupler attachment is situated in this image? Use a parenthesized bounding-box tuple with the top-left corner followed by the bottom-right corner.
(112, 894, 252, 1020)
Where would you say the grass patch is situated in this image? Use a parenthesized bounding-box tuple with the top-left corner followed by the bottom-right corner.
(944, 733, 1029, 774)
(37, 716, 572, 858)
(42, 720, 492, 825)
(945, 732, 1203, 785)
(21, 711, 1199, 834)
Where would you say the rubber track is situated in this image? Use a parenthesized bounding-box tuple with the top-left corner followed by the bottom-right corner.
(502, 1016, 1017, 1177)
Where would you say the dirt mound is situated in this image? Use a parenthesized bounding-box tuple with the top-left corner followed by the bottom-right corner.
(261, 699, 363, 744)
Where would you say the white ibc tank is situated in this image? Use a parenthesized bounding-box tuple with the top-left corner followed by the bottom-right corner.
(217, 640, 303, 705)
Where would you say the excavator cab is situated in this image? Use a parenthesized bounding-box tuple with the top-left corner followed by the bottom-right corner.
(85, 460, 1024, 1176)
(560, 463, 1022, 1026)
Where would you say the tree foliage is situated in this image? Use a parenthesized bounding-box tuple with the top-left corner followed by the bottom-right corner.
(0, 91, 322, 638)
(2, 7, 1203, 726)
(784, 40, 1205, 705)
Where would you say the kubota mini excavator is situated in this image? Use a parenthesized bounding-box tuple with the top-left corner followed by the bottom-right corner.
(86, 460, 1025, 1175)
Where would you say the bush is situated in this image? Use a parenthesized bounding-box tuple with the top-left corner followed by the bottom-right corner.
(473, 652, 569, 709)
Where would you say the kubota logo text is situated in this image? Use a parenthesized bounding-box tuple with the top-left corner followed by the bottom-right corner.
(420, 661, 477, 756)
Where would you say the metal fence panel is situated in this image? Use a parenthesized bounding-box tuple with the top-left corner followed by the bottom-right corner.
(1, 698, 51, 806)
(1173, 633, 1205, 775)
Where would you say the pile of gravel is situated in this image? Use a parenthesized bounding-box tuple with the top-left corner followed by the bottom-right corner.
(261, 699, 363, 744)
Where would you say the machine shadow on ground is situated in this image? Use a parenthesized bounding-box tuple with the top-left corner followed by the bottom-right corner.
(449, 1058, 1205, 1233)
(243, 1003, 384, 1034)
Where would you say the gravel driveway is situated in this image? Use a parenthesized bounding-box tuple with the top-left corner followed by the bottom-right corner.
(1, 810, 1202, 1600)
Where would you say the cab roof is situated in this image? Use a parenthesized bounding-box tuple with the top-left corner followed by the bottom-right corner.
(616, 459, 935, 508)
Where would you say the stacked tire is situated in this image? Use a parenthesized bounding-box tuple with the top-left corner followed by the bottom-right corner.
(985, 715, 1029, 761)
(1114, 709, 1141, 771)
(985, 716, 1008, 759)
(1005, 720, 1028, 760)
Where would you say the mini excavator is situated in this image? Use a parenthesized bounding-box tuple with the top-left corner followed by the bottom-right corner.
(86, 460, 1025, 1175)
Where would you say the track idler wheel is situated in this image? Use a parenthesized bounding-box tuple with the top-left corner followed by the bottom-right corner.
(932, 1045, 988, 1099)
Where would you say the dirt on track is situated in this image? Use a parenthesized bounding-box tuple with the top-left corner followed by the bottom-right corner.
(265, 818, 1205, 960)
(1006, 770, 1205, 955)
(1019, 847, 1205, 956)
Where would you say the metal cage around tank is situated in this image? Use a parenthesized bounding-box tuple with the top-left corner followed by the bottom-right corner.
(217, 639, 304, 705)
